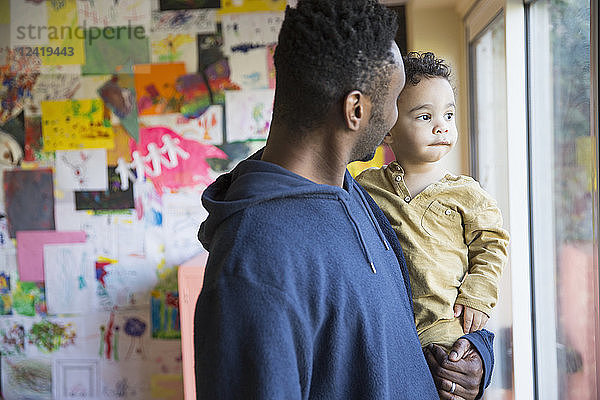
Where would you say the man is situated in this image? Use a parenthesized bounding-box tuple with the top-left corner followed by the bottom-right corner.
(195, 1, 493, 399)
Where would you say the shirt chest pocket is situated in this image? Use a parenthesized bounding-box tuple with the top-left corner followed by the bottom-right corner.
(420, 200, 465, 247)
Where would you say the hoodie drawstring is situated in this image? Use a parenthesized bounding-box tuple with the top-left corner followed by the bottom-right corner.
(355, 188, 391, 252)
(340, 198, 377, 274)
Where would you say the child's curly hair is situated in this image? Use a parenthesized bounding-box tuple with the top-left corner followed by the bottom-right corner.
(403, 51, 451, 86)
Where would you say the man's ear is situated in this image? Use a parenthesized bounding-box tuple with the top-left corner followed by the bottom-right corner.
(383, 132, 393, 145)
(344, 90, 370, 131)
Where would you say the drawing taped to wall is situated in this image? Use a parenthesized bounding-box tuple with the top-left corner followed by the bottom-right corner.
(0, 319, 25, 355)
(11, 282, 47, 317)
(53, 359, 100, 400)
(124, 317, 147, 360)
(159, 0, 221, 11)
(27, 319, 76, 353)
(151, 266, 180, 339)
(151, 8, 216, 34)
(55, 149, 109, 191)
(1, 357, 52, 400)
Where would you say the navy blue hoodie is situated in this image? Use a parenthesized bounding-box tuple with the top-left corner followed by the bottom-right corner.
(195, 151, 494, 399)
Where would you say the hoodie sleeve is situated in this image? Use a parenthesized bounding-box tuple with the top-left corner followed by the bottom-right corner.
(462, 329, 495, 399)
(194, 275, 309, 400)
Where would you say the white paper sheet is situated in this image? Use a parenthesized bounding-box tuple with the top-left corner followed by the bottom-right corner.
(229, 48, 269, 89)
(44, 243, 95, 315)
(139, 107, 223, 145)
(225, 88, 274, 142)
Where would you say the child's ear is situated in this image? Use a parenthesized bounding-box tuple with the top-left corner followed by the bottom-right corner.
(383, 132, 393, 145)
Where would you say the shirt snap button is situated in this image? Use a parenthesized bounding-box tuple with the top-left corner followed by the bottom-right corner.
(404, 196, 411, 202)
(445, 209, 451, 215)
(395, 175, 402, 182)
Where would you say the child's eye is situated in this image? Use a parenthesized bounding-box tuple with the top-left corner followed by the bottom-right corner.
(416, 115, 431, 121)
(445, 112, 454, 120)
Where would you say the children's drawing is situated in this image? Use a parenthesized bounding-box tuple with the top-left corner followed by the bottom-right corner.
(150, 33, 198, 73)
(11, 282, 47, 317)
(123, 127, 228, 192)
(0, 55, 39, 125)
(134, 63, 186, 116)
(1, 357, 52, 400)
(124, 317, 147, 359)
(55, 149, 108, 191)
(27, 319, 76, 353)
(162, 190, 207, 267)
(75, 167, 135, 211)
(40, 99, 114, 151)
(3, 168, 55, 238)
(1, 271, 13, 314)
(82, 28, 150, 75)
(225, 88, 274, 142)
(16, 230, 87, 282)
(43, 243, 95, 315)
(177, 60, 239, 118)
(98, 74, 140, 141)
(107, 124, 135, 166)
(221, 12, 283, 55)
(99, 312, 120, 360)
(160, 0, 221, 10)
(26, 74, 81, 115)
(100, 256, 158, 309)
(151, 9, 216, 34)
(53, 359, 100, 399)
(24, 115, 55, 163)
(0, 320, 25, 355)
(77, 0, 151, 29)
(139, 107, 223, 145)
(151, 266, 180, 339)
(229, 47, 269, 89)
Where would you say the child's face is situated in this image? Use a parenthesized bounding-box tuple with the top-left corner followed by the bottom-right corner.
(385, 77, 457, 165)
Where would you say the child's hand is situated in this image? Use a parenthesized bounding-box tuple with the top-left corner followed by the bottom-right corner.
(453, 304, 489, 333)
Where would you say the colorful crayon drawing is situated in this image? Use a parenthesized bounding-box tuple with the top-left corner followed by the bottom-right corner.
(1, 65, 39, 124)
(99, 312, 120, 361)
(0, 321, 25, 355)
(3, 168, 55, 238)
(41, 0, 85, 65)
(177, 61, 239, 118)
(150, 33, 198, 73)
(1, 357, 52, 400)
(0, 271, 12, 315)
(134, 63, 186, 116)
(27, 319, 76, 353)
(24, 115, 55, 162)
(41, 99, 114, 151)
(139, 107, 223, 145)
(124, 317, 147, 359)
(151, 9, 216, 33)
(55, 149, 109, 191)
(11, 282, 47, 317)
(151, 266, 180, 339)
(225, 88, 274, 142)
(26, 73, 81, 115)
(77, 0, 151, 29)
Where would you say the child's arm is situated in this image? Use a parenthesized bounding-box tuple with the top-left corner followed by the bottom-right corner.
(455, 195, 509, 330)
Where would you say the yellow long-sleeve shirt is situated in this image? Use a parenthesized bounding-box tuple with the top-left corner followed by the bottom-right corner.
(356, 162, 509, 349)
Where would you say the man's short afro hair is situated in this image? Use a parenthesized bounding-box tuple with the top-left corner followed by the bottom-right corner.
(273, 0, 399, 132)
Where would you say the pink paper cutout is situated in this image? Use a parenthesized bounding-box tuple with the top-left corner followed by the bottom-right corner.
(131, 127, 228, 193)
(16, 230, 87, 282)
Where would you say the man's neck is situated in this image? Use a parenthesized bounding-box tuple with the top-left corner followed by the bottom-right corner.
(261, 127, 349, 187)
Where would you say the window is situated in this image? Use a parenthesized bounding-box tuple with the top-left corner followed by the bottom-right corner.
(528, 0, 598, 398)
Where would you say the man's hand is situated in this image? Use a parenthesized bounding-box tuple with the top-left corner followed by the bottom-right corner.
(453, 304, 489, 333)
(423, 339, 484, 400)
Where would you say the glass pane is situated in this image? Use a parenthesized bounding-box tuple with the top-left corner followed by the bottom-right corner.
(529, 0, 597, 399)
(470, 14, 515, 399)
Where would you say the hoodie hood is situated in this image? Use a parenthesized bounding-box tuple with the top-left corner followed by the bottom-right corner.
(198, 149, 390, 272)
